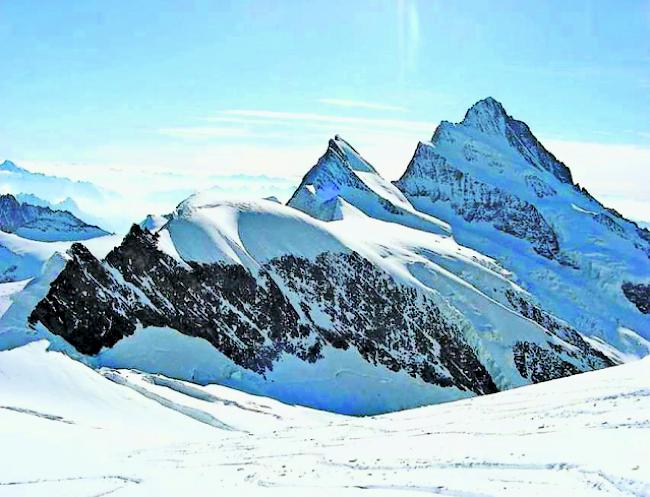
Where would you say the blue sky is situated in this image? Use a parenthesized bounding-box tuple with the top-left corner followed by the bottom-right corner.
(1, 1, 649, 217)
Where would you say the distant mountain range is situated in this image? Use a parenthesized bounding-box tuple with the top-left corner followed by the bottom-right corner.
(0, 160, 107, 203)
(0, 193, 112, 282)
(0, 194, 108, 242)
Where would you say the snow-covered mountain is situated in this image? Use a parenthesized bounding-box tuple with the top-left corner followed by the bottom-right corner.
(395, 97, 650, 355)
(0, 159, 107, 203)
(288, 135, 450, 235)
(0, 194, 108, 242)
(26, 199, 612, 413)
(16, 192, 81, 214)
(5, 97, 648, 415)
(1, 340, 648, 496)
(15, 192, 109, 230)
(0, 194, 115, 282)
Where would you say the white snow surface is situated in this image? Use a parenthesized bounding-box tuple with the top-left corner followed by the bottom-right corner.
(0, 230, 121, 282)
(1, 341, 648, 497)
(0, 279, 29, 317)
(167, 195, 349, 267)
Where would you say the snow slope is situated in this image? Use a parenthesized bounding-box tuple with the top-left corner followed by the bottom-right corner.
(1, 341, 648, 497)
(0, 229, 119, 282)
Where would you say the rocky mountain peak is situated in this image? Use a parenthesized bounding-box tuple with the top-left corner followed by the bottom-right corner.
(0, 160, 25, 173)
(430, 98, 574, 184)
(461, 97, 510, 135)
(327, 135, 377, 174)
(0, 192, 108, 241)
(286, 136, 373, 216)
(0, 193, 20, 208)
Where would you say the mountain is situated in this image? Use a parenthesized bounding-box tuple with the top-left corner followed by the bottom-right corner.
(288, 135, 450, 235)
(26, 193, 613, 414)
(16, 192, 80, 212)
(0, 194, 109, 242)
(6, 97, 648, 414)
(1, 339, 648, 496)
(0, 193, 117, 282)
(139, 213, 172, 232)
(0, 159, 107, 204)
(0, 192, 113, 282)
(14, 192, 108, 230)
(0, 159, 123, 231)
(395, 97, 650, 354)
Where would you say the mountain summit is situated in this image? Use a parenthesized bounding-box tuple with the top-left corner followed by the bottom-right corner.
(398, 97, 649, 354)
(432, 97, 573, 183)
(460, 96, 510, 135)
(288, 135, 450, 234)
(0, 160, 27, 173)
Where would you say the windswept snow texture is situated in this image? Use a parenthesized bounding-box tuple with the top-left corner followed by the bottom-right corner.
(396, 97, 650, 355)
(28, 192, 613, 413)
(1, 342, 649, 497)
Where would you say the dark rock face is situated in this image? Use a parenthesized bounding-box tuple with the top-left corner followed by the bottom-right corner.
(0, 194, 107, 241)
(622, 282, 650, 314)
(396, 144, 560, 259)
(30, 225, 498, 394)
(525, 175, 557, 199)
(513, 341, 580, 383)
(267, 253, 495, 392)
(505, 290, 614, 371)
(29, 223, 620, 399)
(504, 118, 573, 185)
(31, 227, 309, 372)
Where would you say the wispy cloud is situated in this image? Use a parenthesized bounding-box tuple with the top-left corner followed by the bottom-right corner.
(159, 126, 252, 138)
(156, 107, 436, 182)
(212, 109, 434, 133)
(318, 98, 407, 112)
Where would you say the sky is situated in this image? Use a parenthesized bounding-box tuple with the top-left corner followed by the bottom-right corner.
(1, 0, 649, 219)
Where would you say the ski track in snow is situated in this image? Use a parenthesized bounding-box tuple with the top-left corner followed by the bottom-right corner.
(1, 342, 649, 497)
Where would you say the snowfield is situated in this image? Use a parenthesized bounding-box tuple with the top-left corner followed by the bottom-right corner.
(1, 341, 648, 497)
